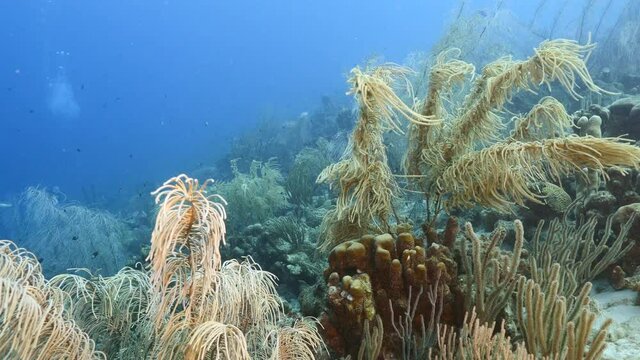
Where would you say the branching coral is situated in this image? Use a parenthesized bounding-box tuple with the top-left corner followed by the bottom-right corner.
(49, 267, 153, 357)
(515, 274, 611, 359)
(509, 96, 573, 141)
(431, 309, 533, 360)
(286, 147, 331, 207)
(404, 49, 475, 181)
(185, 322, 250, 360)
(8, 186, 135, 276)
(527, 212, 635, 297)
(34, 174, 327, 360)
(460, 220, 523, 324)
(439, 39, 606, 161)
(265, 318, 326, 360)
(399, 39, 640, 216)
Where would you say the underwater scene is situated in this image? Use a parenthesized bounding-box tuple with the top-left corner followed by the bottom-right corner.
(2, 0, 640, 359)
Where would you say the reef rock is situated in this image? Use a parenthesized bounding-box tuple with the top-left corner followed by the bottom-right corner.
(607, 96, 640, 138)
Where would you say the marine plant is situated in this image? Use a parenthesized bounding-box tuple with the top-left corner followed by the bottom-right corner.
(414, 39, 640, 213)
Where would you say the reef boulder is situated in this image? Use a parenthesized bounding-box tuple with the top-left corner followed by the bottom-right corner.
(607, 96, 640, 138)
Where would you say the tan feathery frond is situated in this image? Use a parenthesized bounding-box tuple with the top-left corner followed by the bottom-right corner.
(0, 240, 103, 360)
(530, 38, 612, 98)
(147, 174, 227, 324)
(319, 65, 434, 244)
(267, 318, 325, 360)
(148, 174, 227, 273)
(405, 49, 474, 178)
(185, 321, 250, 360)
(210, 257, 281, 334)
(438, 136, 640, 212)
(0, 239, 45, 287)
(437, 39, 608, 166)
(348, 65, 440, 133)
(509, 96, 573, 141)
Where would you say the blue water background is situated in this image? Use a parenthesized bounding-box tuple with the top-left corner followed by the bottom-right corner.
(0, 0, 624, 209)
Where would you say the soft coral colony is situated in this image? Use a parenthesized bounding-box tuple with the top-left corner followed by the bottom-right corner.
(0, 175, 324, 359)
(2, 38, 640, 359)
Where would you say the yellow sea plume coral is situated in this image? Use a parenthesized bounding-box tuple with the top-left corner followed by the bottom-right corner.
(0, 240, 102, 359)
(347, 65, 440, 132)
(318, 64, 438, 250)
(147, 174, 227, 323)
(405, 49, 474, 179)
(266, 318, 326, 360)
(509, 96, 573, 142)
(185, 322, 250, 360)
(438, 136, 640, 212)
(431, 39, 606, 167)
(530, 39, 609, 98)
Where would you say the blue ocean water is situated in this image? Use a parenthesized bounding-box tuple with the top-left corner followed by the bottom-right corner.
(0, 1, 462, 207)
(2, 0, 624, 206)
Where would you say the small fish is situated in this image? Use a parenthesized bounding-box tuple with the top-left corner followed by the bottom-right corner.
(76, 148, 81, 152)
(91, 251, 99, 258)
(72, 235, 78, 241)
(0, 203, 12, 208)
(38, 257, 44, 263)
(129, 153, 133, 159)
